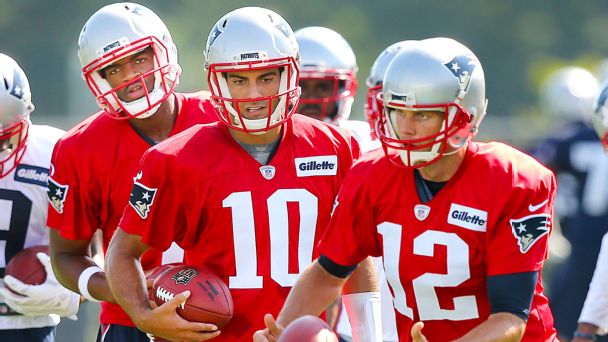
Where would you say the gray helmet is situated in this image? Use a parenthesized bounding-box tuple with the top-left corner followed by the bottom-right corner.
(78, 2, 180, 119)
(0, 53, 33, 177)
(593, 79, 608, 149)
(365, 40, 416, 137)
(539, 66, 599, 121)
(378, 37, 487, 167)
(205, 7, 300, 134)
(295, 26, 357, 123)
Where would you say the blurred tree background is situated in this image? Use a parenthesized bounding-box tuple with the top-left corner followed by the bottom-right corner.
(2, 0, 608, 147)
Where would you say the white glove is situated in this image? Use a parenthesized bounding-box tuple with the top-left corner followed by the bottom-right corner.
(0, 252, 80, 319)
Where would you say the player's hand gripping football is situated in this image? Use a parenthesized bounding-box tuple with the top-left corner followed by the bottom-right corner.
(253, 314, 284, 342)
(411, 321, 429, 342)
(0, 252, 80, 318)
(137, 290, 221, 342)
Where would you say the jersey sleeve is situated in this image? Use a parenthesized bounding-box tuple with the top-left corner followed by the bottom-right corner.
(47, 139, 100, 241)
(486, 170, 557, 276)
(118, 148, 197, 251)
(318, 167, 380, 266)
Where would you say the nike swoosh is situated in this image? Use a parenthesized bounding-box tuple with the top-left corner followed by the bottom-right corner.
(528, 199, 549, 212)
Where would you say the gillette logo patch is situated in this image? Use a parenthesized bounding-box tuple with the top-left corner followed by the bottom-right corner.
(295, 155, 338, 177)
(447, 203, 487, 232)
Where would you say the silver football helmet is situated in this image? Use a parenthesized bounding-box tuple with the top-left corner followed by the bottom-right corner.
(0, 53, 34, 177)
(365, 40, 416, 138)
(295, 26, 357, 124)
(377, 37, 487, 168)
(539, 66, 599, 121)
(205, 7, 300, 134)
(593, 80, 608, 149)
(78, 2, 181, 119)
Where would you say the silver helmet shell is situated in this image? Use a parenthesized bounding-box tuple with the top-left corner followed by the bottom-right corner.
(205, 7, 300, 134)
(377, 37, 487, 168)
(78, 2, 180, 119)
(295, 26, 357, 123)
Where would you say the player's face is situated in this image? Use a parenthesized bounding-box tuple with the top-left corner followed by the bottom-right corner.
(391, 108, 445, 149)
(297, 79, 337, 120)
(0, 128, 19, 154)
(99, 47, 156, 103)
(225, 68, 282, 121)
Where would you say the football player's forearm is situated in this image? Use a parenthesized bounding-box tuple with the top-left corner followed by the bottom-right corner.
(342, 256, 378, 294)
(453, 312, 526, 342)
(49, 229, 113, 301)
(106, 228, 151, 323)
(276, 260, 346, 327)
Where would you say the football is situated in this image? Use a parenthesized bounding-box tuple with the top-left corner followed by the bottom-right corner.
(145, 263, 182, 302)
(5, 245, 49, 285)
(152, 264, 233, 328)
(278, 315, 339, 342)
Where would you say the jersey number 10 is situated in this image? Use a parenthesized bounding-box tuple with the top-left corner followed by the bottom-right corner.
(223, 189, 318, 288)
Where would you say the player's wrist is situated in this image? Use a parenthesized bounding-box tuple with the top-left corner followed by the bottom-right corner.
(342, 291, 382, 342)
(575, 323, 599, 340)
(133, 307, 161, 334)
(78, 265, 103, 302)
(573, 331, 597, 341)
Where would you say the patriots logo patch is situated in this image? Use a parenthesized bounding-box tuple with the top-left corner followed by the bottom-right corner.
(172, 268, 198, 285)
(510, 214, 550, 253)
(47, 178, 68, 214)
(128, 180, 157, 219)
(444, 54, 477, 84)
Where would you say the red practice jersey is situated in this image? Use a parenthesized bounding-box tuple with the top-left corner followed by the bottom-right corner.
(319, 142, 558, 341)
(119, 114, 360, 341)
(46, 93, 217, 326)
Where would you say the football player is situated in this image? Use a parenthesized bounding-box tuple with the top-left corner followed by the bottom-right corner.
(0, 53, 79, 342)
(105, 7, 376, 342)
(571, 79, 608, 342)
(46, 3, 217, 341)
(528, 66, 608, 342)
(295, 26, 379, 153)
(294, 27, 397, 342)
(255, 37, 558, 341)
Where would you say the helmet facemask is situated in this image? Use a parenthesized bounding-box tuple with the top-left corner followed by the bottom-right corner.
(365, 83, 382, 139)
(377, 93, 473, 168)
(82, 36, 181, 120)
(208, 57, 300, 134)
(297, 69, 357, 123)
(0, 118, 29, 177)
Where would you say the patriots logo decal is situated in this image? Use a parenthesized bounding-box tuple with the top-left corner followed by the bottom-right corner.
(595, 84, 608, 114)
(510, 214, 551, 253)
(208, 24, 222, 48)
(172, 267, 198, 285)
(9, 65, 28, 100)
(444, 54, 477, 84)
(47, 178, 68, 214)
(128, 177, 157, 219)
